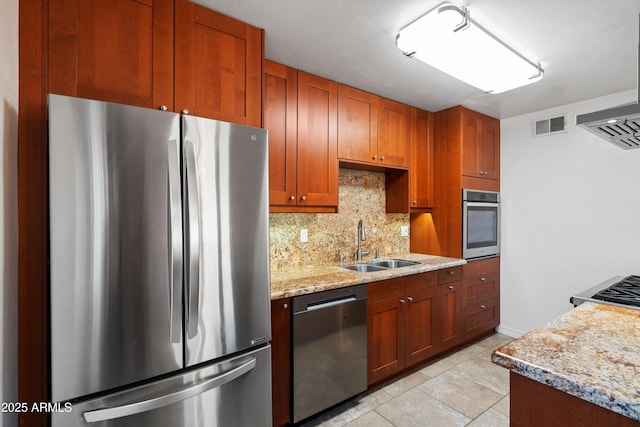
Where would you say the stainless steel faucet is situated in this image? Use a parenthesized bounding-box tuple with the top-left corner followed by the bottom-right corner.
(356, 219, 369, 261)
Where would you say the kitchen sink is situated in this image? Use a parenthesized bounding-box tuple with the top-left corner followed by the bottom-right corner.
(341, 259, 420, 272)
(369, 259, 420, 269)
(341, 264, 387, 272)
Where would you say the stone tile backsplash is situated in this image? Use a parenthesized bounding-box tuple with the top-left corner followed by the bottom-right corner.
(269, 168, 409, 269)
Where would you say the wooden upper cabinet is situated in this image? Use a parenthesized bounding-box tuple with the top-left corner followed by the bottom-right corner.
(479, 117, 500, 180)
(48, 0, 264, 125)
(378, 98, 411, 168)
(175, 0, 263, 126)
(410, 108, 434, 210)
(48, 0, 174, 109)
(264, 65, 338, 212)
(296, 72, 339, 207)
(264, 61, 298, 207)
(461, 107, 500, 182)
(337, 85, 378, 163)
(338, 85, 410, 169)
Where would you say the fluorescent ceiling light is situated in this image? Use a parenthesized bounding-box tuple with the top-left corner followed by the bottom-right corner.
(396, 3, 544, 94)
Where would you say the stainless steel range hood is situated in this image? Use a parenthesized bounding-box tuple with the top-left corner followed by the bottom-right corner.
(576, 16, 640, 150)
(576, 104, 640, 150)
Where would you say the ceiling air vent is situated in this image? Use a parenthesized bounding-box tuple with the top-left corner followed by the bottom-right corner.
(534, 114, 566, 137)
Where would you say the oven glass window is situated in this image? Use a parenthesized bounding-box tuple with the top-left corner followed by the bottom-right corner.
(467, 207, 497, 248)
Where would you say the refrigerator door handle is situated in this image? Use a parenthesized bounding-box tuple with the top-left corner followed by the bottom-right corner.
(83, 358, 257, 423)
(184, 141, 201, 339)
(167, 138, 183, 343)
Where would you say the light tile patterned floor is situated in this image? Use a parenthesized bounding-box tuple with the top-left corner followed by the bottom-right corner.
(300, 333, 513, 427)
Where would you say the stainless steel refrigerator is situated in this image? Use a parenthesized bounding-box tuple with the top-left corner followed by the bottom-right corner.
(48, 94, 272, 426)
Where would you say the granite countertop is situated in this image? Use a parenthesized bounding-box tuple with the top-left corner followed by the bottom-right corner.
(270, 253, 466, 300)
(491, 301, 640, 421)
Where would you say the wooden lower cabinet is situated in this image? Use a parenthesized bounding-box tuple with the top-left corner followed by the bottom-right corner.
(438, 266, 463, 351)
(462, 257, 500, 340)
(367, 270, 462, 385)
(275, 263, 499, 419)
(367, 277, 406, 384)
(438, 281, 463, 351)
(404, 275, 439, 367)
(510, 372, 639, 427)
(271, 298, 292, 427)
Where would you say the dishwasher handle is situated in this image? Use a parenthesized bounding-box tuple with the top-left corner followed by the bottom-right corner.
(292, 284, 367, 315)
(306, 296, 357, 312)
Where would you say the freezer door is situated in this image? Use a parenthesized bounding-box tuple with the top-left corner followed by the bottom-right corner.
(52, 345, 272, 427)
(48, 95, 183, 402)
(182, 116, 271, 365)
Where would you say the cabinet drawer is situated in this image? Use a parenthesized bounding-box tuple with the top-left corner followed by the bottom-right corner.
(462, 256, 499, 278)
(463, 297, 499, 340)
(368, 277, 405, 301)
(405, 271, 437, 293)
(438, 266, 462, 284)
(463, 271, 499, 307)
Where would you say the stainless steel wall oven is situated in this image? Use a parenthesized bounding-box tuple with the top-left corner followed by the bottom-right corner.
(462, 189, 500, 259)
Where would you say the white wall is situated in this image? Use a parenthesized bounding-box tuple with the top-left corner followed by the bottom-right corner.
(1, 0, 19, 425)
(499, 89, 640, 337)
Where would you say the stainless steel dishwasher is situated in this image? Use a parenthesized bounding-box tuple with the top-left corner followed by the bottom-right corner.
(292, 284, 367, 423)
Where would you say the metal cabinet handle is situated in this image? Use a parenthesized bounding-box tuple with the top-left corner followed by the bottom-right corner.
(283, 303, 288, 309)
(380, 156, 385, 161)
(83, 359, 256, 422)
(407, 297, 413, 302)
(448, 270, 455, 275)
(448, 285, 454, 290)
(480, 277, 486, 282)
(182, 109, 190, 115)
(480, 305, 486, 309)
(400, 299, 406, 304)
(289, 195, 295, 201)
(159, 105, 168, 111)
(412, 200, 417, 204)
(372, 155, 377, 160)
(300, 196, 307, 201)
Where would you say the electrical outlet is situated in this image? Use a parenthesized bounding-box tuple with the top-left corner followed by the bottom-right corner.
(400, 225, 409, 237)
(300, 229, 309, 243)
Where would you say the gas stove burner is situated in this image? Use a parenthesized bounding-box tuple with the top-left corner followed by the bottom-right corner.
(592, 275, 640, 307)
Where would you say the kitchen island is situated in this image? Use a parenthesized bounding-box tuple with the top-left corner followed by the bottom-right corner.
(492, 301, 640, 426)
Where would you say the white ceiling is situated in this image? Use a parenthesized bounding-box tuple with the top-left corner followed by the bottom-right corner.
(195, 0, 640, 119)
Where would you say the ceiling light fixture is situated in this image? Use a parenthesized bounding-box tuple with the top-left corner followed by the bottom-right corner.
(396, 3, 544, 94)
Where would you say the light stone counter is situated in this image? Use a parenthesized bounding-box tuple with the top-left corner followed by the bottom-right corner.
(270, 253, 466, 300)
(491, 301, 640, 421)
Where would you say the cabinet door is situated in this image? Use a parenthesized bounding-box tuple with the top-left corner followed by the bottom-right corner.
(462, 108, 500, 181)
(410, 108, 434, 209)
(270, 298, 291, 427)
(49, 0, 174, 109)
(405, 285, 438, 366)
(296, 72, 338, 207)
(367, 296, 405, 385)
(461, 109, 481, 178)
(175, 0, 263, 126)
(479, 117, 500, 180)
(337, 85, 378, 164)
(264, 61, 298, 207)
(378, 98, 411, 168)
(439, 281, 463, 351)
